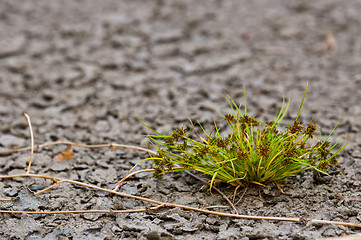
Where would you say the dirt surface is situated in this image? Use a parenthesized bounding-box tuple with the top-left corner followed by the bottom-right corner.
(1, 0, 361, 239)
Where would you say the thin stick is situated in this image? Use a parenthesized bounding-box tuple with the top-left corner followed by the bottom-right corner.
(24, 113, 34, 174)
(232, 185, 241, 202)
(0, 141, 156, 156)
(0, 198, 12, 201)
(1, 174, 360, 228)
(113, 167, 187, 191)
(0, 206, 164, 215)
(34, 182, 60, 195)
(235, 186, 248, 206)
(113, 169, 156, 191)
(205, 205, 231, 209)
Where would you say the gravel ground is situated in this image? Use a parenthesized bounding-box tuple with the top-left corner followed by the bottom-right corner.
(1, 0, 361, 239)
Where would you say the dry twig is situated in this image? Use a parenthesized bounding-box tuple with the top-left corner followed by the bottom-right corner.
(0, 141, 155, 156)
(24, 113, 34, 174)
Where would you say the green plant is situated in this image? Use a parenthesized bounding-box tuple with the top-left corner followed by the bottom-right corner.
(141, 87, 347, 188)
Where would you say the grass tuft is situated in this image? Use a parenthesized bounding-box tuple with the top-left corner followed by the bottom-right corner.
(141, 87, 347, 188)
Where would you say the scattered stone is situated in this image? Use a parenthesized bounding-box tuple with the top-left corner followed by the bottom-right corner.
(0, 135, 26, 149)
(11, 154, 29, 169)
(6, 188, 19, 197)
(82, 214, 103, 221)
(0, 34, 26, 58)
(50, 161, 70, 171)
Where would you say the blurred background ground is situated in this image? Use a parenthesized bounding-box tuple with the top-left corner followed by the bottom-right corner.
(1, 0, 361, 239)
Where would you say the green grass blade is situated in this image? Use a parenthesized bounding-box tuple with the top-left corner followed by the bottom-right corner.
(295, 83, 308, 122)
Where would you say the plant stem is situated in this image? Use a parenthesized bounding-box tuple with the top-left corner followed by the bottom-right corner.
(24, 113, 34, 174)
(0, 141, 156, 156)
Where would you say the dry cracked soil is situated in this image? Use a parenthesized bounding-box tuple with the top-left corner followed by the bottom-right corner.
(1, 1, 361, 239)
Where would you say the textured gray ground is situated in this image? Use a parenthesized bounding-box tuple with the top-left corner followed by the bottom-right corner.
(1, 1, 361, 239)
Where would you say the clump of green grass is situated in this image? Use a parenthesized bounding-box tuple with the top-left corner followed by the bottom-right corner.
(142, 87, 347, 188)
